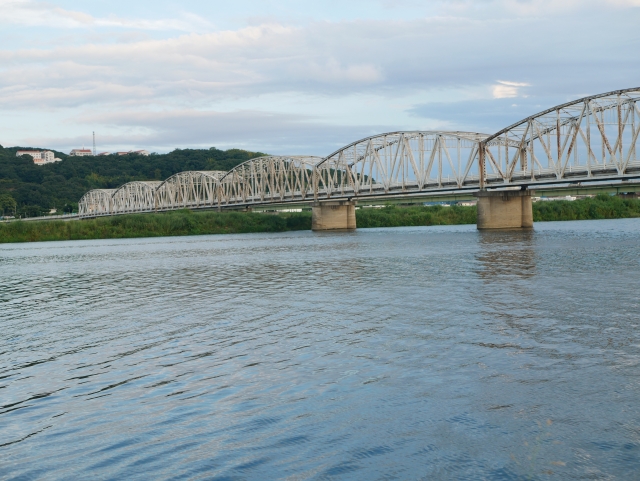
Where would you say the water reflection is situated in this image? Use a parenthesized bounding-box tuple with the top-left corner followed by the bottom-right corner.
(475, 229, 536, 281)
(473, 229, 539, 340)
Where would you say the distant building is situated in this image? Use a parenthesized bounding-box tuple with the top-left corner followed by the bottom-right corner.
(70, 149, 93, 156)
(535, 196, 577, 202)
(16, 150, 62, 165)
(116, 150, 150, 156)
(97, 152, 111, 156)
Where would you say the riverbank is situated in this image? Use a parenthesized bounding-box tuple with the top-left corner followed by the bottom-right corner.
(0, 210, 311, 243)
(533, 194, 640, 221)
(1, 195, 638, 243)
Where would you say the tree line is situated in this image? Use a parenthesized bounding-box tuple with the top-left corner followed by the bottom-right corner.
(0, 146, 266, 218)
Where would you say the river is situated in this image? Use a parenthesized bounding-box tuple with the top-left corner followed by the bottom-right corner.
(1, 219, 639, 479)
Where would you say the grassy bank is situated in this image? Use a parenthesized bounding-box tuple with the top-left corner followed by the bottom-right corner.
(333, 193, 640, 228)
(533, 193, 640, 221)
(357, 204, 477, 228)
(0, 210, 311, 243)
(1, 195, 639, 243)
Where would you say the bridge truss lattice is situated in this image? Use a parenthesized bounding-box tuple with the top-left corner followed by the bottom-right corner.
(481, 89, 640, 187)
(79, 88, 640, 217)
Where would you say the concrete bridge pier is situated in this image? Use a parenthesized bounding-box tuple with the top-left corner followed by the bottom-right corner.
(312, 201, 356, 231)
(475, 190, 534, 229)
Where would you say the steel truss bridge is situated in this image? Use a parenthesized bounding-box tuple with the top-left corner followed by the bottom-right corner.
(79, 88, 640, 217)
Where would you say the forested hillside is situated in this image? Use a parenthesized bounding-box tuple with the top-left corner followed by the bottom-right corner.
(0, 145, 266, 217)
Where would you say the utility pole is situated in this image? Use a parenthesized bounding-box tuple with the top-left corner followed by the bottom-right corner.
(93, 131, 96, 156)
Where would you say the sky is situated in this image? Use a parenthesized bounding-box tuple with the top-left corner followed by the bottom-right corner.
(1, 0, 639, 156)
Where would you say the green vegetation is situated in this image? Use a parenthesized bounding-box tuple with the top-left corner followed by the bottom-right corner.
(358, 194, 640, 228)
(357, 204, 477, 227)
(0, 145, 266, 218)
(0, 204, 478, 243)
(0, 210, 311, 243)
(0, 193, 17, 217)
(533, 193, 640, 221)
(1, 194, 638, 244)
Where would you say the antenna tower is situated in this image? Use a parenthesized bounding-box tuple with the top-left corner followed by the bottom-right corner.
(93, 132, 96, 156)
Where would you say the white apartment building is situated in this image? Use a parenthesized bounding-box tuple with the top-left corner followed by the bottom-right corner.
(70, 149, 93, 156)
(16, 150, 62, 165)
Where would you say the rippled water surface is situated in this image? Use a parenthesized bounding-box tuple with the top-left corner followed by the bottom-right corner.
(2, 219, 640, 480)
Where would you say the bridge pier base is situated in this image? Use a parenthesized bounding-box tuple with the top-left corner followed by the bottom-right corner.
(312, 201, 356, 231)
(475, 190, 533, 229)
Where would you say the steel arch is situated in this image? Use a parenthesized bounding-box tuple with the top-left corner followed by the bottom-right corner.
(112, 181, 162, 214)
(217, 156, 324, 206)
(78, 189, 116, 216)
(155, 171, 226, 211)
(313, 131, 516, 199)
(480, 87, 640, 187)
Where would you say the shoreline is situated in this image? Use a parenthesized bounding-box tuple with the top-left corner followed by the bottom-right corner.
(1, 195, 639, 244)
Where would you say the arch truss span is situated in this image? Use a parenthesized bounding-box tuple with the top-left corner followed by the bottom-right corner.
(481, 88, 640, 187)
(111, 181, 162, 214)
(155, 171, 226, 211)
(79, 189, 116, 217)
(217, 156, 324, 206)
(313, 131, 516, 200)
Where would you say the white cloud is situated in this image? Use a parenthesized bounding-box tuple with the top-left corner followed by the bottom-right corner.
(492, 81, 531, 99)
(599, 0, 640, 6)
(0, 15, 591, 110)
(0, 22, 391, 109)
(0, 0, 212, 31)
(440, 0, 634, 16)
(303, 59, 383, 84)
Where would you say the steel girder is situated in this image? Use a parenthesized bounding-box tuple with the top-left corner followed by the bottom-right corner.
(480, 87, 640, 187)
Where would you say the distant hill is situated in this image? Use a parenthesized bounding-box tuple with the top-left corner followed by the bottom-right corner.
(0, 146, 267, 217)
